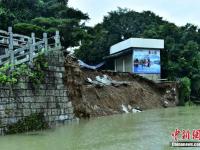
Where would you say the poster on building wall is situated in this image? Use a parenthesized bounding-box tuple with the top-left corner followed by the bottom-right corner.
(133, 49, 161, 74)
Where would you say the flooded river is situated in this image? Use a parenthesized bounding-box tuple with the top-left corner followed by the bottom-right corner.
(0, 107, 199, 150)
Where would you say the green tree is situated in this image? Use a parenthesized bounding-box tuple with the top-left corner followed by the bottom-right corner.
(75, 8, 166, 64)
(0, 0, 89, 48)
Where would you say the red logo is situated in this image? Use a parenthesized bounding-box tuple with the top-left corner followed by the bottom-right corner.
(171, 129, 200, 141)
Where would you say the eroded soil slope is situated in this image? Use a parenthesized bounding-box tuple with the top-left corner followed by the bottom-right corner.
(64, 56, 178, 118)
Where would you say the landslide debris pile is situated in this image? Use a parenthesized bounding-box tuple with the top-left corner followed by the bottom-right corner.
(64, 55, 178, 118)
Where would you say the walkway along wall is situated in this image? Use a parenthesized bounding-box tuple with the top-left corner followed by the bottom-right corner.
(0, 51, 75, 135)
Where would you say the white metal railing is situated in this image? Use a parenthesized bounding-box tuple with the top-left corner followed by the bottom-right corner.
(0, 27, 61, 69)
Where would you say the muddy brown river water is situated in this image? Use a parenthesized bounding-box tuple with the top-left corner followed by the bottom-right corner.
(0, 107, 199, 150)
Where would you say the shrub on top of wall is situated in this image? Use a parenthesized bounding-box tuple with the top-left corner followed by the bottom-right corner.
(0, 53, 48, 87)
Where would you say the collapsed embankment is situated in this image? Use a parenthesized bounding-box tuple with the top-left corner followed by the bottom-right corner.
(64, 55, 178, 118)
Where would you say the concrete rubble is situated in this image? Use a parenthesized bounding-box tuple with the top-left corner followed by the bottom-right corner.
(86, 75, 130, 87)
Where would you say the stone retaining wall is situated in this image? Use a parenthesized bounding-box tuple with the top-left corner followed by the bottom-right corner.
(0, 51, 75, 135)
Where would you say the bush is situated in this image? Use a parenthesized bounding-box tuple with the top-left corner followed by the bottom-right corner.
(0, 64, 17, 84)
(6, 113, 48, 134)
(178, 77, 191, 106)
(191, 74, 200, 98)
(0, 53, 48, 86)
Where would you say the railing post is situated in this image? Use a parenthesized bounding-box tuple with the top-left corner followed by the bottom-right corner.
(8, 27, 14, 70)
(29, 37, 34, 63)
(43, 33, 48, 53)
(54, 31, 61, 49)
(30, 33, 35, 61)
(31, 33, 36, 46)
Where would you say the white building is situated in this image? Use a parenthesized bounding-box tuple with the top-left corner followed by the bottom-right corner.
(105, 38, 164, 81)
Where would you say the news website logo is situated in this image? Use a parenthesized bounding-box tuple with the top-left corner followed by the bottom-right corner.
(171, 129, 200, 147)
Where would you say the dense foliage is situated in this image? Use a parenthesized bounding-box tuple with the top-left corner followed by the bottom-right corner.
(0, 0, 89, 47)
(75, 9, 167, 65)
(178, 77, 191, 106)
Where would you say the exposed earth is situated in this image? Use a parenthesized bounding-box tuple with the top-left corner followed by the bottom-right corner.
(64, 55, 178, 118)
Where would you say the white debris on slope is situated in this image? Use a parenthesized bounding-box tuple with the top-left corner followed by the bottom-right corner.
(121, 104, 129, 113)
(132, 108, 142, 113)
(128, 105, 132, 110)
(87, 74, 130, 87)
(122, 104, 142, 113)
(58, 115, 68, 121)
(96, 75, 111, 86)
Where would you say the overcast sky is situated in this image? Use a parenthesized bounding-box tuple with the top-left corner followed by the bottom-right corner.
(68, 0, 200, 27)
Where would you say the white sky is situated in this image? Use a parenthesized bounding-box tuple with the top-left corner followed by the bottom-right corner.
(68, 0, 200, 27)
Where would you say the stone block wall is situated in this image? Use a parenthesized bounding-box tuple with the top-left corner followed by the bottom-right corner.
(0, 51, 75, 135)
